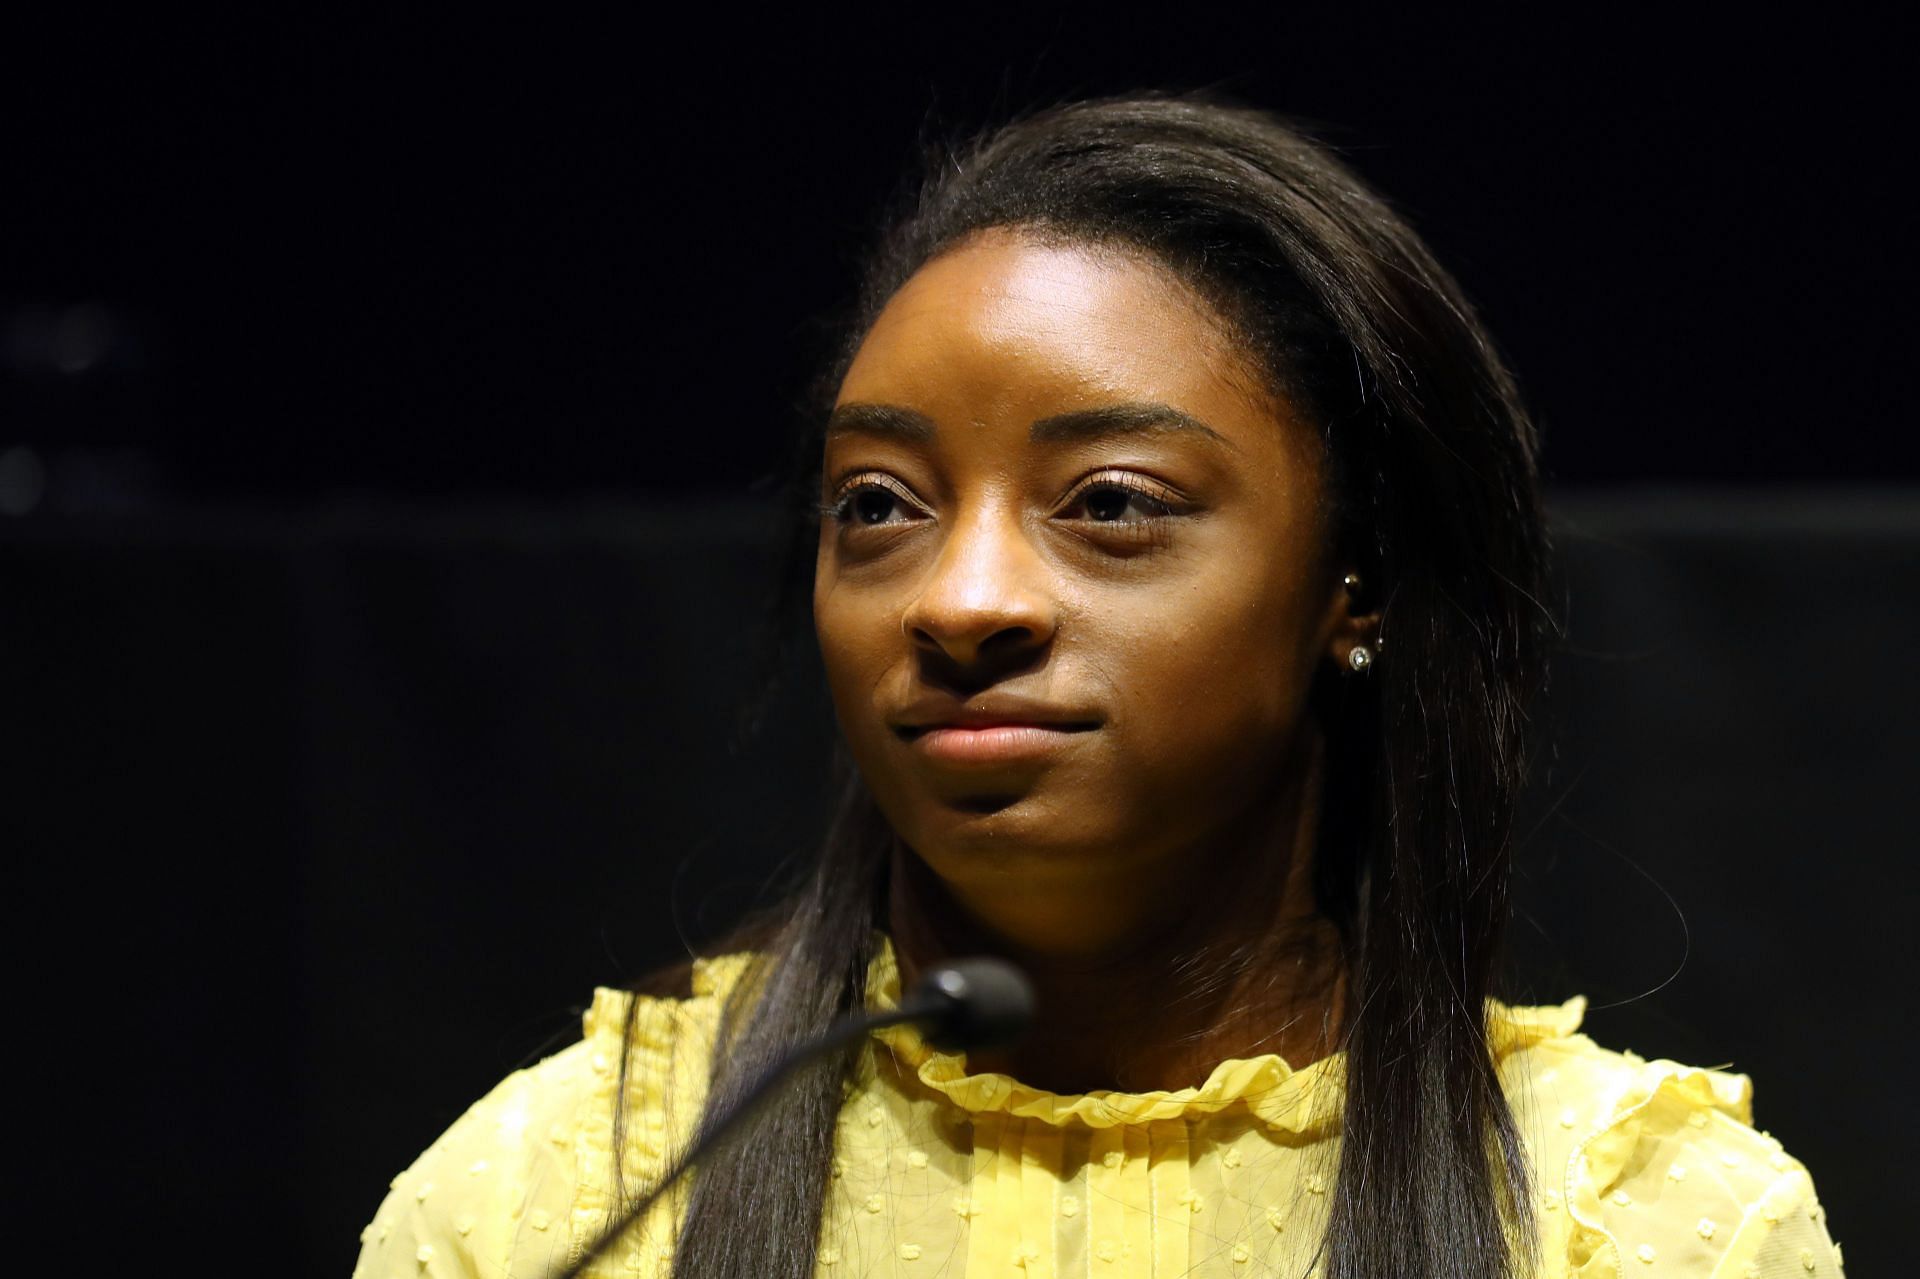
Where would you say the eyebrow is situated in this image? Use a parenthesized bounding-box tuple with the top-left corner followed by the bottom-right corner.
(824, 401, 1240, 453)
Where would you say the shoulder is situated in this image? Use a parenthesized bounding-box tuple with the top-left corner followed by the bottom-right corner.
(1496, 1004, 1847, 1277)
(352, 957, 756, 1279)
(351, 1035, 600, 1279)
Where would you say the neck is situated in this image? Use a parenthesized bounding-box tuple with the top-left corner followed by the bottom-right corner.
(885, 727, 1348, 1094)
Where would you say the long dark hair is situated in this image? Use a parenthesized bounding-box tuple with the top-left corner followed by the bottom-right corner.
(617, 88, 1561, 1279)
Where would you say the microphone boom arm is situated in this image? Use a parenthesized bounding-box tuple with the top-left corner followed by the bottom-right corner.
(545, 988, 977, 1279)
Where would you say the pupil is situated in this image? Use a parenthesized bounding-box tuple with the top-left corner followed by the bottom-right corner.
(1088, 488, 1128, 521)
(855, 491, 893, 524)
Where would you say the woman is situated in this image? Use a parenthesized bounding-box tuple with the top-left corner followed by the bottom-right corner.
(353, 91, 1845, 1279)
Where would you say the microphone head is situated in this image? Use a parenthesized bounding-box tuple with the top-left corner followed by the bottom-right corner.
(912, 957, 1036, 1052)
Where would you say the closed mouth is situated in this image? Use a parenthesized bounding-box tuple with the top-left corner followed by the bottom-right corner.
(894, 721, 1098, 739)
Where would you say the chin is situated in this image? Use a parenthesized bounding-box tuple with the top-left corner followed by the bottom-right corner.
(907, 799, 1122, 873)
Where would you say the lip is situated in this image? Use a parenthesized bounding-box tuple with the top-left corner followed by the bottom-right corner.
(906, 723, 1096, 766)
(891, 693, 1101, 735)
(889, 694, 1101, 768)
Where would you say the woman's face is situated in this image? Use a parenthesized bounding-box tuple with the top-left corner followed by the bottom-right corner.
(813, 226, 1367, 955)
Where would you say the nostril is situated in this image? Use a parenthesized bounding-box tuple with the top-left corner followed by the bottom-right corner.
(913, 637, 1051, 692)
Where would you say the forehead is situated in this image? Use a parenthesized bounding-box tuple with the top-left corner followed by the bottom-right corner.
(836, 228, 1285, 436)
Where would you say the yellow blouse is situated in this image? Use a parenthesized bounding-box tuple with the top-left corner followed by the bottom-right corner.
(354, 935, 1846, 1278)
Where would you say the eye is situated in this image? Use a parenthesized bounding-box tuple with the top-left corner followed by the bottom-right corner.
(818, 477, 923, 529)
(1062, 475, 1178, 525)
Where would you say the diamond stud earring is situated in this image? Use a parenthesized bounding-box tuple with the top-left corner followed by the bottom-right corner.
(1343, 573, 1378, 671)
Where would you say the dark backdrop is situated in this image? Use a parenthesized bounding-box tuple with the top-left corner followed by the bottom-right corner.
(2, 10, 1915, 504)
(2, 10, 1912, 1279)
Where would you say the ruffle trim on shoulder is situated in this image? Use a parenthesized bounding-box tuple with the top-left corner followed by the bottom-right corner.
(1489, 994, 1588, 1055)
(862, 932, 1590, 1136)
(1558, 1053, 1758, 1277)
(580, 951, 761, 1046)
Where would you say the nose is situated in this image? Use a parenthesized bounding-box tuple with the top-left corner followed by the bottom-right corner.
(900, 504, 1057, 671)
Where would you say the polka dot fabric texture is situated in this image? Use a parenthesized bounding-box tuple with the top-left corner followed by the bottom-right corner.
(353, 935, 1846, 1278)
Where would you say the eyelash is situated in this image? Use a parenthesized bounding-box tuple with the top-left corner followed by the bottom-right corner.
(815, 472, 1181, 546)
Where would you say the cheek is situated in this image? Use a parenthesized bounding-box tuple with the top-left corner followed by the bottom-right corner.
(1096, 575, 1314, 784)
(1112, 616, 1292, 735)
(813, 584, 893, 722)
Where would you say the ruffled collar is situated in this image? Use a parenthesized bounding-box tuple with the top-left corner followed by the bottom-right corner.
(861, 931, 1586, 1136)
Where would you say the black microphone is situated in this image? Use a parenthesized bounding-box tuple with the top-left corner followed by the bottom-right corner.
(547, 957, 1035, 1279)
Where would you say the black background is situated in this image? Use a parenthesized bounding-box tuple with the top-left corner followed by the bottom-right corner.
(6, 9, 1916, 501)
(3, 9, 1912, 1278)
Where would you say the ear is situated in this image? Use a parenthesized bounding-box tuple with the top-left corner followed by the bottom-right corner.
(1326, 564, 1385, 671)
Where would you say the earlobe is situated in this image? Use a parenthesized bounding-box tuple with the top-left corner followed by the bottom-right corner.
(1336, 570, 1384, 673)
